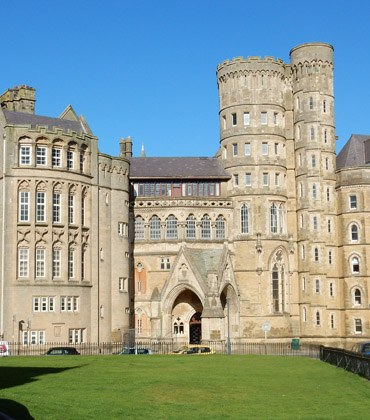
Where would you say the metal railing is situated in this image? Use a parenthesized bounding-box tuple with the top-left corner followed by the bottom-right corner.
(3, 341, 321, 358)
(320, 346, 370, 380)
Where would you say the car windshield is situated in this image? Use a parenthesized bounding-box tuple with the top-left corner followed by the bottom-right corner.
(362, 344, 370, 352)
(121, 348, 135, 354)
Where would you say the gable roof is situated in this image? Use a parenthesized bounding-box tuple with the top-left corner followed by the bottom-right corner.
(337, 134, 370, 169)
(130, 157, 230, 180)
(186, 248, 225, 279)
(2, 109, 88, 135)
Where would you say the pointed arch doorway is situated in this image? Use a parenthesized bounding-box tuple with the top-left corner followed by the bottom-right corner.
(171, 289, 203, 344)
(189, 312, 202, 344)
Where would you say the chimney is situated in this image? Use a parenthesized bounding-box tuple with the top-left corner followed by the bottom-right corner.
(126, 136, 133, 157)
(119, 137, 126, 158)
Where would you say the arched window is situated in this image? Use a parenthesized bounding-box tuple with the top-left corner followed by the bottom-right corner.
(173, 322, 178, 335)
(271, 252, 286, 313)
(186, 215, 196, 239)
(352, 256, 360, 273)
(315, 279, 320, 294)
(135, 216, 145, 239)
(241, 203, 249, 234)
(354, 288, 362, 305)
(270, 203, 277, 233)
(166, 215, 178, 239)
(351, 224, 358, 241)
(215, 215, 225, 239)
(201, 215, 211, 239)
(272, 264, 279, 312)
(316, 311, 321, 326)
(149, 216, 161, 240)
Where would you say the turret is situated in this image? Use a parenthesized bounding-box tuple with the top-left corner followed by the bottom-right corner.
(216, 55, 289, 238)
(0, 85, 36, 114)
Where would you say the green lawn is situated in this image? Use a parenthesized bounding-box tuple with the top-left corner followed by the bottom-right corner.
(0, 355, 369, 420)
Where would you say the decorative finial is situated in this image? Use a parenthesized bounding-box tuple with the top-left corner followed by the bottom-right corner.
(140, 143, 146, 158)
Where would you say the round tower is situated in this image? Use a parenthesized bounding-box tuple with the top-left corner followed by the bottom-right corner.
(216, 55, 293, 329)
(290, 43, 336, 338)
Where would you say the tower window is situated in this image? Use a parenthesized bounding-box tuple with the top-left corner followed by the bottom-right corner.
(232, 113, 237, 126)
(262, 142, 268, 155)
(311, 155, 316, 167)
(261, 112, 267, 125)
(309, 97, 313, 110)
(241, 203, 249, 234)
(350, 195, 357, 209)
(245, 143, 251, 155)
(310, 127, 315, 140)
(233, 143, 238, 156)
(355, 319, 362, 334)
(244, 112, 250, 126)
(351, 224, 358, 241)
(352, 256, 360, 273)
(313, 216, 318, 230)
(354, 288, 362, 305)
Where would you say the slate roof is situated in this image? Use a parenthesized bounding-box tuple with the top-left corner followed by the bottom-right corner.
(2, 109, 87, 134)
(187, 248, 224, 279)
(337, 134, 370, 169)
(130, 157, 230, 179)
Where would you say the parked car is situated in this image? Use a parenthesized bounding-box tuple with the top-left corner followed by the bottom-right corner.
(117, 347, 153, 355)
(45, 347, 80, 356)
(172, 345, 215, 355)
(351, 342, 370, 356)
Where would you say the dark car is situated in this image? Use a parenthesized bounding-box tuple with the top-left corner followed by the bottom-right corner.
(351, 342, 370, 356)
(45, 347, 80, 356)
(117, 347, 153, 355)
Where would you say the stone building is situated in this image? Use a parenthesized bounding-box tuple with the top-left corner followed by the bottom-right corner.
(0, 42, 369, 348)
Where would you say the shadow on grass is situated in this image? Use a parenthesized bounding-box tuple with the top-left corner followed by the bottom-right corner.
(0, 365, 81, 420)
(0, 399, 34, 420)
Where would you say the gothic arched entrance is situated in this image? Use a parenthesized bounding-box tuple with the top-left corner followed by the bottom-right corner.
(171, 289, 203, 344)
(189, 312, 202, 344)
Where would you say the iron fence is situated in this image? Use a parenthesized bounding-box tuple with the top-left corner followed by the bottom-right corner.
(320, 346, 370, 380)
(2, 341, 321, 358)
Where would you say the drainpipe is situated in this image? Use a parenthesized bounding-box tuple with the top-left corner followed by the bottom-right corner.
(1, 131, 7, 338)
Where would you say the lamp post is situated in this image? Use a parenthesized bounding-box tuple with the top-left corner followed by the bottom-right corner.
(226, 297, 231, 355)
(18, 320, 25, 355)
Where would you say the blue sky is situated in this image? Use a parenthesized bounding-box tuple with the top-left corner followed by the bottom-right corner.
(2, 0, 369, 157)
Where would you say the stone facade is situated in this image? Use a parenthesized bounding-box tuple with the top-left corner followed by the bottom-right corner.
(0, 43, 369, 349)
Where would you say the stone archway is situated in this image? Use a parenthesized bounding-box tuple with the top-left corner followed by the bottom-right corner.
(220, 285, 239, 339)
(171, 289, 203, 344)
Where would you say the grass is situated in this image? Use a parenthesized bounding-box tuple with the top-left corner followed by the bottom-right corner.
(0, 355, 370, 420)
